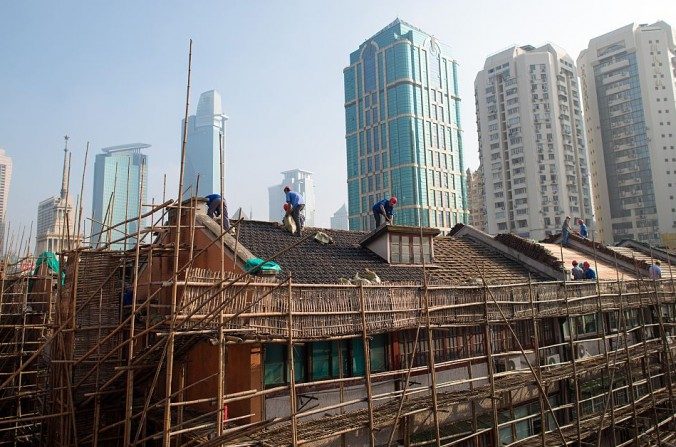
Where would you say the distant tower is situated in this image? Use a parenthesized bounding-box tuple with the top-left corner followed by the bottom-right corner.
(466, 167, 487, 232)
(268, 169, 316, 226)
(476, 44, 593, 240)
(344, 19, 467, 231)
(183, 90, 228, 197)
(90, 144, 149, 250)
(0, 149, 12, 255)
(330, 204, 349, 230)
(578, 21, 676, 247)
(35, 136, 82, 254)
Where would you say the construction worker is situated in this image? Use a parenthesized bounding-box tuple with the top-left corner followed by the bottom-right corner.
(648, 261, 662, 280)
(372, 197, 397, 227)
(578, 219, 588, 239)
(205, 194, 230, 231)
(283, 186, 305, 236)
(561, 216, 572, 246)
(571, 260, 584, 280)
(582, 261, 596, 280)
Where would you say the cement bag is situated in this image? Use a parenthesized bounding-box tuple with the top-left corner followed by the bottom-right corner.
(283, 214, 297, 234)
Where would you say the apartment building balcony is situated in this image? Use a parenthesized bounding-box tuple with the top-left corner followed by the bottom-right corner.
(608, 95, 630, 108)
(597, 58, 630, 74)
(605, 82, 630, 96)
(602, 71, 630, 86)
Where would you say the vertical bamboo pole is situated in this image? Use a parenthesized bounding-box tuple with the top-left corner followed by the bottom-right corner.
(359, 284, 375, 447)
(481, 278, 498, 447)
(123, 158, 145, 446)
(559, 242, 581, 443)
(423, 285, 440, 446)
(527, 276, 547, 446)
(162, 38, 192, 447)
(622, 254, 640, 444)
(217, 131, 225, 436)
(75, 142, 89, 247)
(287, 278, 298, 446)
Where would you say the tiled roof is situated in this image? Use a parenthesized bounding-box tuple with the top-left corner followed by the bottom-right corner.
(494, 232, 563, 271)
(429, 237, 548, 284)
(234, 220, 424, 284)
(542, 233, 650, 270)
(538, 243, 638, 281)
(231, 220, 553, 285)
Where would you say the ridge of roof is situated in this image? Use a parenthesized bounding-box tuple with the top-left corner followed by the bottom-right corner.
(543, 232, 650, 271)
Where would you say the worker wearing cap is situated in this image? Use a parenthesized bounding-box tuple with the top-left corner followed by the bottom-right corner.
(372, 197, 397, 227)
(648, 261, 662, 280)
(284, 186, 305, 237)
(571, 260, 584, 280)
(205, 194, 230, 231)
(582, 261, 596, 280)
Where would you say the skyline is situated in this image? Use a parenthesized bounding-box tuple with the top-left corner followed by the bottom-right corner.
(1, 1, 674, 240)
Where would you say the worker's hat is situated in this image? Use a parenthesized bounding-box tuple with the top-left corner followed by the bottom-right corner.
(283, 185, 291, 192)
(390, 196, 397, 205)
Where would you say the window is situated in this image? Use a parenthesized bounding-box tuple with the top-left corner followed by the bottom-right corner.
(390, 235, 432, 264)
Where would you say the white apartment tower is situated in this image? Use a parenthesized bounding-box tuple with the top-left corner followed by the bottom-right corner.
(35, 136, 82, 254)
(0, 149, 12, 255)
(268, 169, 316, 226)
(578, 21, 676, 248)
(476, 44, 592, 239)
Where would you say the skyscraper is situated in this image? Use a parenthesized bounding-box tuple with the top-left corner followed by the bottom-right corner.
(578, 21, 676, 247)
(35, 136, 82, 254)
(344, 19, 467, 232)
(183, 90, 228, 197)
(91, 144, 149, 250)
(466, 167, 486, 232)
(0, 149, 12, 255)
(268, 169, 316, 226)
(475, 44, 592, 240)
(330, 204, 349, 230)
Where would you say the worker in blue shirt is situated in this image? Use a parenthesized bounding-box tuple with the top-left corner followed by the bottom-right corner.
(284, 186, 305, 236)
(372, 197, 397, 227)
(582, 261, 596, 280)
(205, 194, 230, 231)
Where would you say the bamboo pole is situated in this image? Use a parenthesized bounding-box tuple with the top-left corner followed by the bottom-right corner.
(162, 38, 192, 447)
(287, 277, 298, 446)
(217, 131, 226, 437)
(481, 275, 499, 447)
(359, 284, 376, 446)
(527, 275, 547, 446)
(122, 158, 145, 446)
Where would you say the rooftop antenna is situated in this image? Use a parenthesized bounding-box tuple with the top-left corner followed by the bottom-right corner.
(60, 135, 70, 200)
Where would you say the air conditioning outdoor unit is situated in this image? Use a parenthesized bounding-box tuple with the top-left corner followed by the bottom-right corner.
(545, 354, 561, 366)
(576, 343, 593, 360)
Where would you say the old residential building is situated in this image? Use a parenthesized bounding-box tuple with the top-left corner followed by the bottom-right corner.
(466, 167, 486, 232)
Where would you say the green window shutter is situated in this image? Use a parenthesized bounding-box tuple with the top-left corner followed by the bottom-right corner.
(264, 344, 285, 386)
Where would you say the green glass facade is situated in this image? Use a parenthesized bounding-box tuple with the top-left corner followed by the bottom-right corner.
(344, 19, 467, 231)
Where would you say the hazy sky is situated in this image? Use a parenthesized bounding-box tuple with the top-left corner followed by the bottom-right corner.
(0, 0, 674, 240)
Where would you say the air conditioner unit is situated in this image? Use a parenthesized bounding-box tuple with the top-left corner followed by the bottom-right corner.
(545, 354, 561, 366)
(505, 355, 529, 371)
(576, 344, 591, 360)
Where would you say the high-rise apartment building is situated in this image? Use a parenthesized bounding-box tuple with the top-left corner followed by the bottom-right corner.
(183, 90, 227, 197)
(268, 169, 316, 226)
(91, 144, 149, 250)
(0, 149, 12, 255)
(578, 21, 676, 247)
(330, 204, 349, 230)
(344, 19, 467, 232)
(466, 167, 486, 232)
(35, 137, 82, 254)
(476, 44, 592, 240)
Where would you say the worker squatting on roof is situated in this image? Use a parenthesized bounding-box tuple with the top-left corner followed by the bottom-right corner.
(283, 186, 305, 237)
(372, 196, 397, 227)
(205, 194, 230, 231)
(570, 260, 596, 280)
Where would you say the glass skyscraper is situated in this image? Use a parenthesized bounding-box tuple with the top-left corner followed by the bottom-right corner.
(183, 90, 228, 197)
(343, 19, 467, 231)
(91, 144, 149, 250)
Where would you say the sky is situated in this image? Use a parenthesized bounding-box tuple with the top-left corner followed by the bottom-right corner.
(0, 0, 674, 244)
